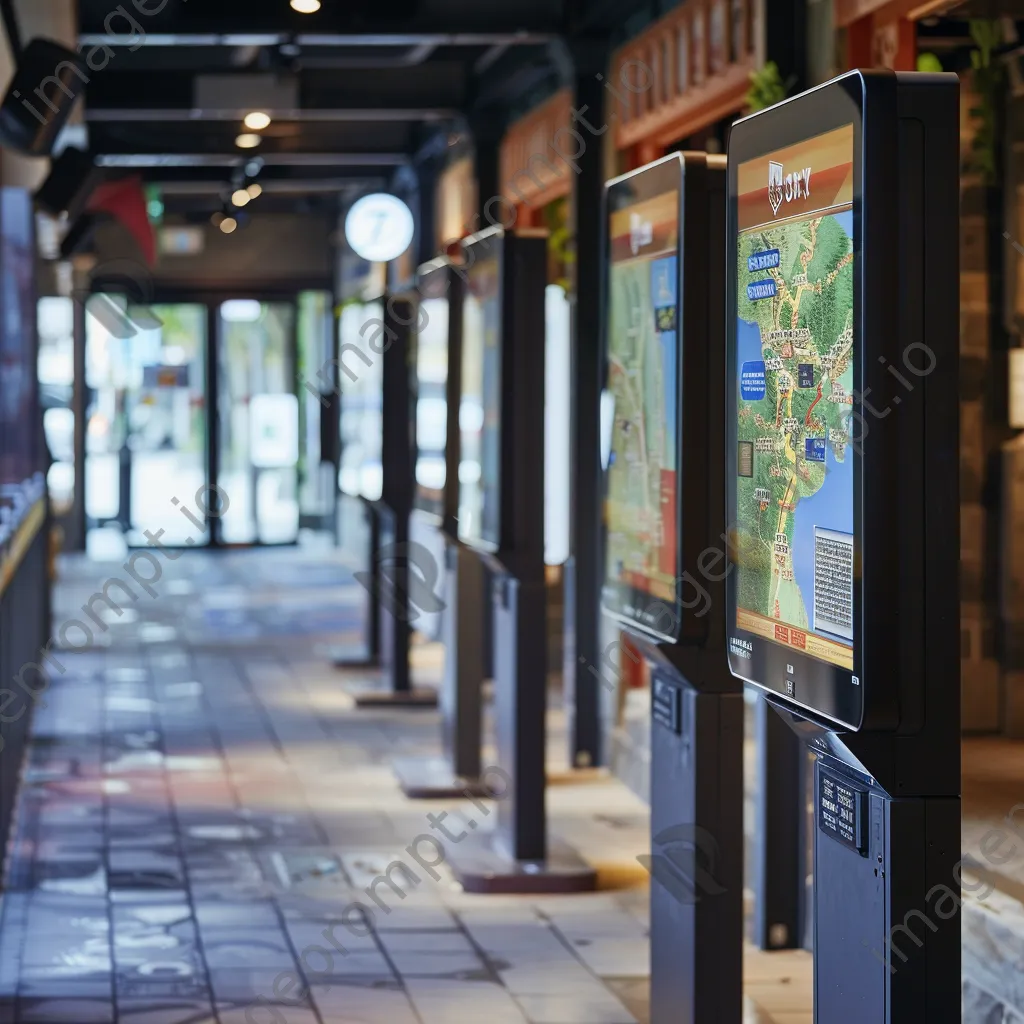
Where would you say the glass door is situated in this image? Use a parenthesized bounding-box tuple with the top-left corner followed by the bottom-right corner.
(216, 299, 299, 545)
(85, 299, 209, 546)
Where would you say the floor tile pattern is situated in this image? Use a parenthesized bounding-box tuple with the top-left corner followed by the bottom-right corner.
(0, 546, 811, 1022)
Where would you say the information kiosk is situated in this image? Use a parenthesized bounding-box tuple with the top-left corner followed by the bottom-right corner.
(601, 153, 742, 1024)
(335, 291, 437, 707)
(726, 70, 960, 1022)
(445, 225, 595, 892)
(393, 258, 491, 797)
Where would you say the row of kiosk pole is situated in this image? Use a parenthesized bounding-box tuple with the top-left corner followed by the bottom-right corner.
(334, 69, 962, 1023)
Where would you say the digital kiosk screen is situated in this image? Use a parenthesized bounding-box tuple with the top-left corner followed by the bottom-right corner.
(458, 251, 501, 550)
(414, 297, 449, 518)
(601, 176, 681, 639)
(338, 303, 366, 498)
(358, 299, 385, 502)
(337, 300, 384, 502)
(732, 124, 856, 674)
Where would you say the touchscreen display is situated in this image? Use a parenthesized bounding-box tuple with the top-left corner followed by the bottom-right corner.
(602, 186, 680, 632)
(414, 296, 449, 517)
(458, 253, 501, 549)
(733, 123, 855, 671)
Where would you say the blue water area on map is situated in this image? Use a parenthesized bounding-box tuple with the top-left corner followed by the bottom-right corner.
(790, 446, 854, 641)
(741, 361, 766, 401)
(738, 318, 762, 376)
(651, 255, 678, 467)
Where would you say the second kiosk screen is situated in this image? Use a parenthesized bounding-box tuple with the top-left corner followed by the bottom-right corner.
(602, 184, 680, 637)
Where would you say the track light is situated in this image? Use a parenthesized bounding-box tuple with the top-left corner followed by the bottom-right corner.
(244, 111, 271, 131)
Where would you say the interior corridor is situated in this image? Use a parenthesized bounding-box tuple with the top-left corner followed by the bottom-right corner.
(0, 545, 812, 1024)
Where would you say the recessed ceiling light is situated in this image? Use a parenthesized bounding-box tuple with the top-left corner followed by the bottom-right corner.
(220, 216, 238, 234)
(290, 0, 321, 12)
(235, 133, 261, 149)
(247, 182, 263, 199)
(231, 188, 251, 207)
(244, 111, 271, 131)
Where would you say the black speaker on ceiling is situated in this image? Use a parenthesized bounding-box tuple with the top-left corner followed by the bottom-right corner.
(0, 38, 88, 157)
(35, 147, 103, 220)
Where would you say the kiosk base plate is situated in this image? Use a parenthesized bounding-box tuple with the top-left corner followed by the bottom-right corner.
(349, 684, 438, 709)
(448, 836, 598, 894)
(393, 757, 491, 798)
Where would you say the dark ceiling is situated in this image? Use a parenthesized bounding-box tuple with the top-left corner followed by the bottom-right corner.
(67, 0, 655, 217)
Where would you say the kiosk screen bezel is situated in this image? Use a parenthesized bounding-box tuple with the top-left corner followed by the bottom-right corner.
(726, 78, 865, 730)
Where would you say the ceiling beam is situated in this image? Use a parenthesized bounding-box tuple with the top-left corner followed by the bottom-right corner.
(96, 153, 407, 168)
(78, 31, 559, 47)
(86, 108, 457, 123)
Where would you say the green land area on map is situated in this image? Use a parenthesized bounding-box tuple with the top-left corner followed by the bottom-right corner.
(735, 213, 854, 628)
(605, 259, 673, 588)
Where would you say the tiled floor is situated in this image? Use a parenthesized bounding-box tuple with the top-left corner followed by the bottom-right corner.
(0, 543, 811, 1023)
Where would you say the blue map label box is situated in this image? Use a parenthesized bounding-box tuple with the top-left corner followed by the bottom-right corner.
(798, 364, 814, 388)
(740, 361, 766, 401)
(805, 438, 826, 462)
(747, 249, 780, 273)
(747, 279, 777, 301)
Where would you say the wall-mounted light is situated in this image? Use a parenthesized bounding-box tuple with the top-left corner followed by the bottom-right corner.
(243, 111, 271, 131)
(235, 133, 261, 149)
(290, 0, 321, 11)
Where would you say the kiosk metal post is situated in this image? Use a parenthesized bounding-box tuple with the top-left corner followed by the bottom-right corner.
(335, 292, 437, 708)
(726, 70, 960, 1022)
(446, 227, 596, 893)
(394, 259, 491, 797)
(601, 153, 742, 1024)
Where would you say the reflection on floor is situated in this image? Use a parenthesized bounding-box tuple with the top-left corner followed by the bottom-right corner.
(0, 545, 811, 1023)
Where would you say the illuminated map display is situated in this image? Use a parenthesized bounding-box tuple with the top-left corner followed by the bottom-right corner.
(458, 253, 501, 549)
(733, 123, 855, 671)
(602, 186, 680, 634)
(414, 296, 449, 518)
(337, 300, 384, 502)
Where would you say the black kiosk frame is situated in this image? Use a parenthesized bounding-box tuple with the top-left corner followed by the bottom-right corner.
(726, 69, 960, 1022)
(393, 257, 491, 797)
(445, 225, 596, 893)
(600, 152, 742, 1024)
(334, 290, 437, 708)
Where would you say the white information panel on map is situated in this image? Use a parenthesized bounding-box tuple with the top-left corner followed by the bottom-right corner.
(813, 526, 854, 642)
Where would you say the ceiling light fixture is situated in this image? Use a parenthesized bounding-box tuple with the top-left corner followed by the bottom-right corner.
(220, 216, 238, 234)
(290, 0, 321, 12)
(231, 188, 251, 207)
(243, 111, 271, 131)
(247, 182, 263, 199)
(235, 133, 261, 149)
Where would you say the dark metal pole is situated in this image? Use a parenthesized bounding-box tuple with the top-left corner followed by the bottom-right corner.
(564, 42, 607, 768)
(754, 697, 805, 950)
